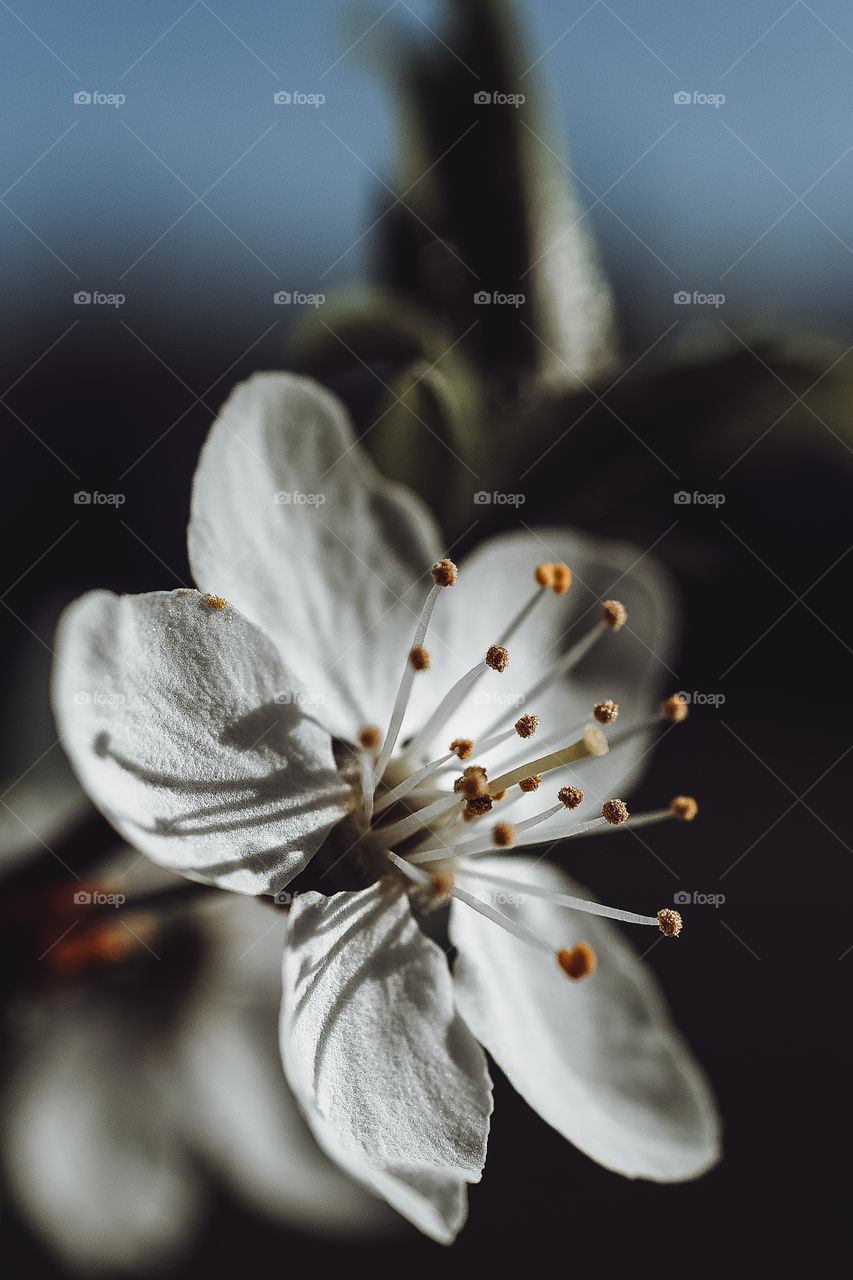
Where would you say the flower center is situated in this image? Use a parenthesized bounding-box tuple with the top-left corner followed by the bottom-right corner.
(342, 558, 692, 978)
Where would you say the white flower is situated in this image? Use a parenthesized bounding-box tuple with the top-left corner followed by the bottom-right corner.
(1, 854, 391, 1273)
(53, 372, 721, 1244)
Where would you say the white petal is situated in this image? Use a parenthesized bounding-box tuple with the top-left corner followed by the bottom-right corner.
(188, 372, 444, 740)
(2, 1002, 202, 1273)
(450, 856, 720, 1181)
(280, 883, 492, 1243)
(176, 895, 393, 1234)
(52, 588, 349, 894)
(421, 526, 675, 812)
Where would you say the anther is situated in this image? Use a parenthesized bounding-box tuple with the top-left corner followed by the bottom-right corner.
(601, 600, 627, 630)
(431, 559, 457, 587)
(534, 562, 555, 587)
(657, 908, 683, 938)
(557, 943, 597, 980)
(662, 694, 689, 722)
(202, 593, 227, 610)
(492, 789, 507, 801)
(486, 645, 509, 672)
(558, 785, 584, 809)
(602, 799, 629, 825)
(430, 871, 454, 896)
(492, 823, 515, 847)
(551, 563, 572, 595)
(519, 775, 541, 792)
(409, 646, 431, 671)
(593, 699, 618, 725)
(449, 738, 473, 760)
(464, 796, 493, 819)
(515, 714, 539, 739)
(454, 765, 489, 798)
(358, 726, 382, 751)
(671, 795, 698, 821)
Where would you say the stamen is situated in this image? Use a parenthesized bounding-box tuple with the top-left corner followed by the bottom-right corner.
(495, 564, 561, 648)
(450, 739, 474, 760)
(557, 944, 596, 980)
(662, 694, 689, 722)
(372, 746, 459, 816)
(431, 559, 457, 587)
(358, 726, 381, 751)
(404, 646, 509, 763)
(202, 593, 228, 610)
(605, 695, 690, 752)
(551, 563, 572, 595)
(477, 605, 624, 740)
(569, 795, 697, 837)
(593, 699, 618, 725)
(519, 774, 541, 792)
(486, 724, 608, 795)
(464, 795, 493, 819)
(453, 765, 489, 798)
(671, 795, 698, 820)
(601, 599, 627, 630)
(657, 908, 683, 937)
(372, 572, 450, 788)
(454, 865, 662, 928)
(359, 748, 377, 823)
(411, 787, 586, 863)
(602, 798, 630, 825)
(515, 714, 540, 739)
(409, 647, 430, 671)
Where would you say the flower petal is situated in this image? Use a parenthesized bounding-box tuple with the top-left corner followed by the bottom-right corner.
(188, 372, 444, 740)
(2, 1003, 202, 1274)
(421, 526, 675, 812)
(449, 856, 720, 1181)
(52, 588, 350, 894)
(280, 883, 492, 1243)
(176, 895, 393, 1234)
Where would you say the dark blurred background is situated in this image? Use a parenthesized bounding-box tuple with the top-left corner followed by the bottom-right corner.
(2, 1, 851, 1275)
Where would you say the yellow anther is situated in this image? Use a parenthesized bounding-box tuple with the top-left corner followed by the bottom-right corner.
(601, 599, 627, 630)
(551, 563, 572, 595)
(358, 726, 381, 751)
(670, 795, 698, 821)
(519, 775, 541, 793)
(534, 562, 555, 588)
(202, 593, 227, 610)
(593, 699, 619, 725)
(558, 785, 584, 810)
(431, 559, 457, 587)
(602, 799, 629, 825)
(409, 646, 431, 671)
(486, 645, 509, 672)
(657, 908, 683, 938)
(449, 738, 474, 760)
(662, 695, 689, 723)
